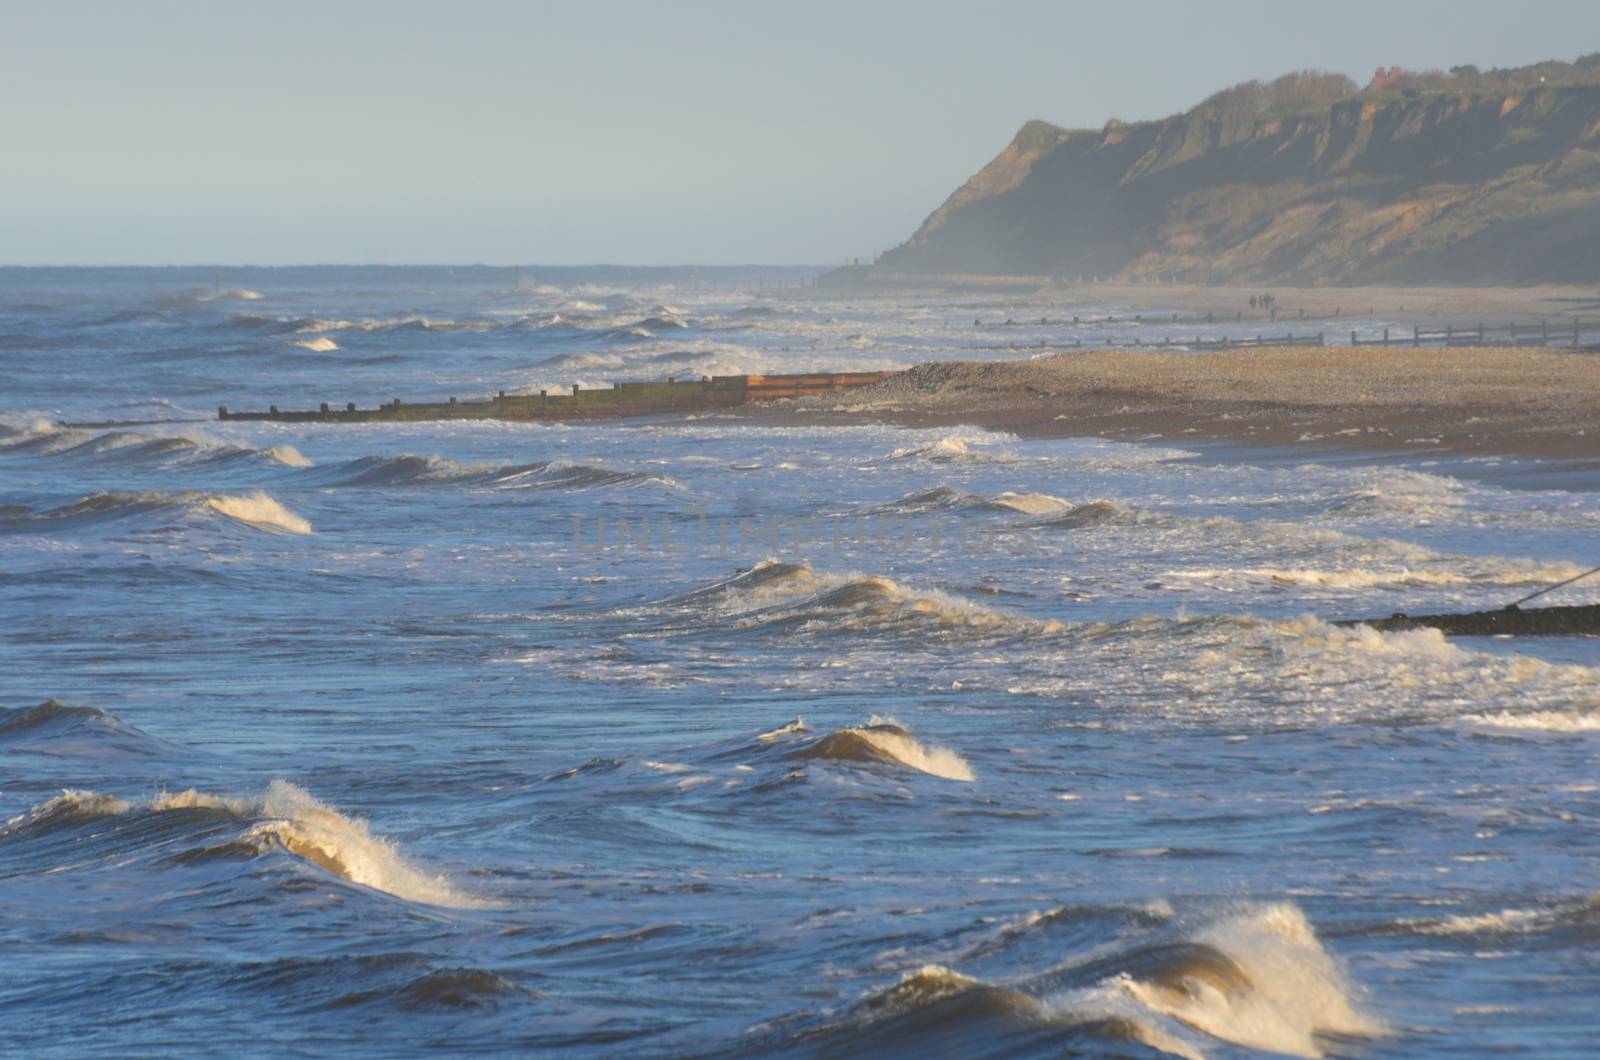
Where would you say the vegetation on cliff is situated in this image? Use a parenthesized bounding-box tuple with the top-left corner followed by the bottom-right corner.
(862, 57, 1600, 285)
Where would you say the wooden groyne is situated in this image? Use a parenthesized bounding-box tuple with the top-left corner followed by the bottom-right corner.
(217, 371, 900, 424)
(1350, 319, 1596, 348)
(973, 331, 1327, 352)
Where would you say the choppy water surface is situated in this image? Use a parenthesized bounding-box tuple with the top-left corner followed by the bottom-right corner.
(2, 267, 1597, 1057)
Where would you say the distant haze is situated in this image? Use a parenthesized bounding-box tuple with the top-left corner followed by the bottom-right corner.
(4, 0, 1598, 265)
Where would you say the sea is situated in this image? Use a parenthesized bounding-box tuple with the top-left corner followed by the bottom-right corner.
(1, 266, 1596, 1058)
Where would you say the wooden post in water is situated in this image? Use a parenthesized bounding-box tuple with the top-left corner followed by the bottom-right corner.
(1383, 326, 1389, 344)
(1576, 317, 1582, 349)
(1414, 325, 1420, 347)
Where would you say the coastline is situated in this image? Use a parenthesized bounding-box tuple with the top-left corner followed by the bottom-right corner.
(751, 344, 1600, 466)
(816, 277, 1600, 326)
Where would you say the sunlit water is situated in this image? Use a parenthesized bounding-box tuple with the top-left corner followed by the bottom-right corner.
(2, 267, 1597, 1057)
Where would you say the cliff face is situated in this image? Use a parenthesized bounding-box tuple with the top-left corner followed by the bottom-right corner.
(871, 86, 1600, 284)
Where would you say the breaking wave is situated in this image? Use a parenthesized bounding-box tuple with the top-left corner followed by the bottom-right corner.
(1171, 557, 1588, 591)
(203, 492, 312, 533)
(322, 454, 673, 491)
(887, 433, 1010, 463)
(290, 336, 339, 352)
(263, 445, 313, 467)
(1036, 500, 1137, 528)
(1321, 468, 1470, 519)
(1387, 895, 1600, 939)
(658, 561, 1063, 640)
(869, 486, 1070, 516)
(1460, 708, 1600, 733)
(1, 780, 481, 908)
(0, 490, 312, 535)
(790, 718, 974, 781)
(0, 423, 313, 471)
(780, 902, 1379, 1059)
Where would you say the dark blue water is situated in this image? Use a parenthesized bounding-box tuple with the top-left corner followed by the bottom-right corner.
(2, 267, 1597, 1057)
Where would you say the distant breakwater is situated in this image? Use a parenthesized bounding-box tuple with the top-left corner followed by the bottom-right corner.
(216, 371, 899, 424)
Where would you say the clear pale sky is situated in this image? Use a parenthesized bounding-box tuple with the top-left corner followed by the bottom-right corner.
(4, 0, 1597, 265)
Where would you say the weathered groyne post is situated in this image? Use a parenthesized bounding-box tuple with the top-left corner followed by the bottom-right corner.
(217, 371, 901, 425)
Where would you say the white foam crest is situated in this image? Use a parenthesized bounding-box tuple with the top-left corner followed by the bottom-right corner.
(3, 781, 481, 908)
(756, 717, 809, 741)
(291, 336, 339, 352)
(802, 717, 976, 781)
(732, 570, 1064, 639)
(852, 723, 975, 782)
(264, 445, 313, 467)
(888, 433, 1008, 462)
(3, 789, 133, 830)
(0, 420, 91, 453)
(243, 780, 482, 908)
(1175, 558, 1587, 590)
(1325, 467, 1470, 518)
(1411, 908, 1546, 935)
(1269, 616, 1469, 664)
(1117, 903, 1383, 1058)
(1461, 709, 1600, 733)
(204, 492, 312, 534)
(990, 491, 1072, 515)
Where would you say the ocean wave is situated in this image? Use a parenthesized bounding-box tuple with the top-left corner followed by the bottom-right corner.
(530, 350, 625, 372)
(266, 313, 496, 335)
(676, 559, 821, 604)
(633, 313, 689, 331)
(0, 699, 178, 758)
(887, 433, 1010, 463)
(49, 430, 201, 463)
(290, 336, 339, 352)
(322, 454, 672, 491)
(868, 486, 1070, 516)
(1, 423, 312, 471)
(992, 609, 1598, 733)
(1460, 708, 1600, 733)
(0, 490, 312, 535)
(1388, 895, 1600, 939)
(775, 902, 1379, 1059)
(0, 421, 94, 454)
(263, 445, 313, 467)
(542, 715, 976, 802)
(203, 492, 312, 533)
(658, 561, 1063, 640)
(1169, 557, 1588, 591)
(1321, 467, 1470, 519)
(1, 780, 481, 908)
(789, 718, 974, 781)
(603, 325, 656, 341)
(867, 485, 985, 513)
(1035, 499, 1136, 528)
(213, 954, 531, 1013)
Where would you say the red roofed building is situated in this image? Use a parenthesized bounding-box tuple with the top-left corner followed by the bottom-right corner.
(1370, 66, 1404, 90)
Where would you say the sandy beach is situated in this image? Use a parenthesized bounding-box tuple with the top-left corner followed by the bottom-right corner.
(771, 344, 1600, 461)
